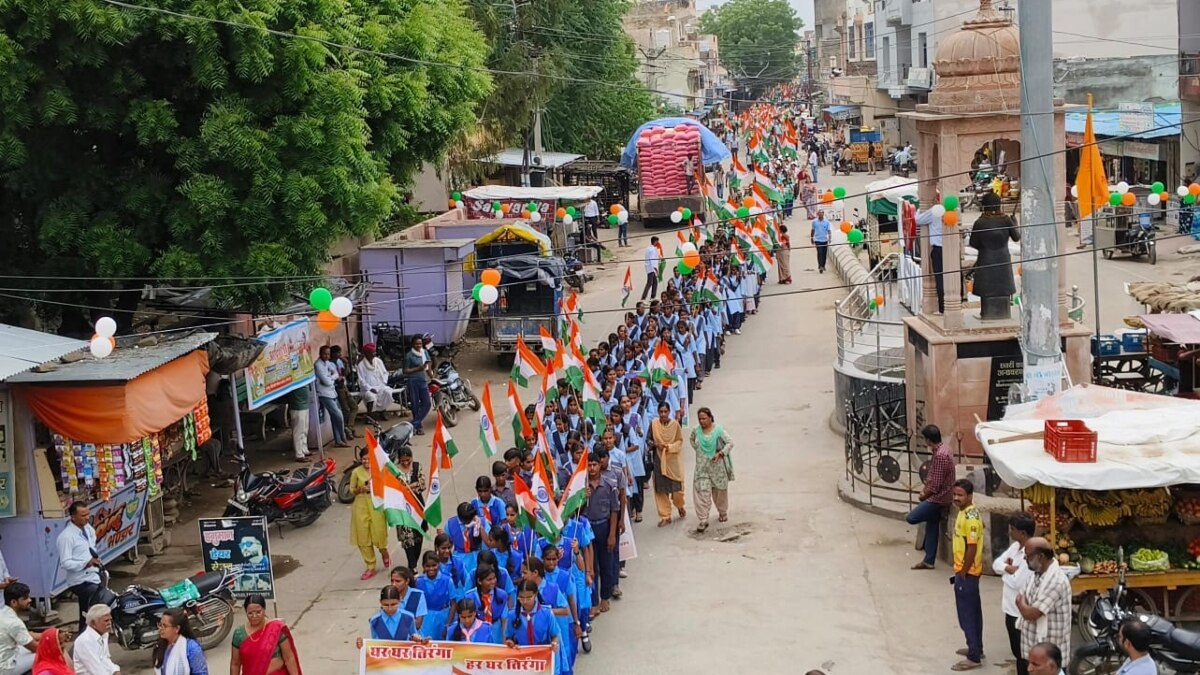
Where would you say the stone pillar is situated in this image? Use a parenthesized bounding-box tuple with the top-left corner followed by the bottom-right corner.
(918, 130, 939, 316)
(940, 132, 963, 329)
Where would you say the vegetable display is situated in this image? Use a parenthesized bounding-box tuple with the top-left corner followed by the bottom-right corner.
(1129, 547, 1170, 572)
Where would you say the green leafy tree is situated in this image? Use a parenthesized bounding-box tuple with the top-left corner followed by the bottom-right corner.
(0, 0, 491, 333)
(700, 0, 803, 96)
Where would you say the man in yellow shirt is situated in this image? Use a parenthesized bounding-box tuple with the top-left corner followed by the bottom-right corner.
(952, 478, 984, 671)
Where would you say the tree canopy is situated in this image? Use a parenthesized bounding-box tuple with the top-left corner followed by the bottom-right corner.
(0, 0, 491, 331)
(699, 0, 804, 96)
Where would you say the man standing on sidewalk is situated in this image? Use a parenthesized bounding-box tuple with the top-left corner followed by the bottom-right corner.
(993, 512, 1035, 675)
(811, 210, 831, 274)
(951, 479, 984, 671)
(1017, 537, 1073, 673)
(906, 424, 954, 570)
(641, 237, 661, 301)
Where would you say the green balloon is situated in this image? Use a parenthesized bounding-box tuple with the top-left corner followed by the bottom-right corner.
(736, 206, 750, 218)
(681, 208, 692, 220)
(491, 201, 501, 212)
(847, 228, 864, 244)
(833, 186, 847, 199)
(1109, 192, 1122, 206)
(451, 191, 462, 201)
(566, 206, 577, 217)
(868, 299, 878, 311)
(676, 260, 692, 275)
(942, 195, 959, 211)
(1152, 181, 1165, 194)
(607, 214, 619, 225)
(308, 287, 332, 311)
(471, 282, 484, 301)
(527, 202, 537, 212)
(1186, 194, 1197, 205)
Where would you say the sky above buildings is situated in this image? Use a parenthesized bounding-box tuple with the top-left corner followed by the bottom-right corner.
(695, 0, 815, 31)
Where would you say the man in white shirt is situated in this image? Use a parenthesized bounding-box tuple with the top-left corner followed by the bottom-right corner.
(356, 343, 397, 416)
(641, 237, 661, 301)
(915, 204, 945, 313)
(808, 148, 819, 184)
(1116, 621, 1157, 675)
(582, 198, 600, 240)
(993, 512, 1035, 675)
(0, 583, 38, 675)
(1027, 642, 1065, 675)
(55, 501, 101, 632)
(73, 605, 119, 675)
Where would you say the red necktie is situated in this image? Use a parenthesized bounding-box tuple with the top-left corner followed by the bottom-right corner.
(526, 612, 535, 645)
(481, 594, 491, 622)
(481, 504, 492, 525)
(463, 527, 471, 553)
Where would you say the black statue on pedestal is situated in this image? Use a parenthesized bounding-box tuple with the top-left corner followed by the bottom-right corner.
(968, 192, 1021, 320)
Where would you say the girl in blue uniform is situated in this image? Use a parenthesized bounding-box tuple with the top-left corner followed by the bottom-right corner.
(524, 556, 571, 675)
(416, 551, 454, 640)
(487, 525, 523, 590)
(539, 512, 594, 653)
(477, 550, 515, 597)
(388, 566, 427, 631)
(471, 476, 507, 529)
(433, 533, 468, 599)
(463, 564, 508, 644)
(445, 597, 495, 644)
(540, 546, 581, 672)
(504, 580, 561, 655)
(363, 586, 421, 643)
(444, 502, 482, 577)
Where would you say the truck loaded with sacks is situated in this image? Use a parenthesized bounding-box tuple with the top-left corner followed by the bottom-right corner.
(618, 118, 732, 229)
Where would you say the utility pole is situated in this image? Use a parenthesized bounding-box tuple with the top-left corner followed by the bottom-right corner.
(1017, 0, 1061, 400)
(639, 45, 668, 98)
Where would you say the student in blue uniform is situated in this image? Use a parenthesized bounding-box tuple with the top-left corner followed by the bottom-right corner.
(433, 533, 468, 598)
(464, 564, 508, 644)
(471, 476, 507, 529)
(444, 502, 483, 575)
(357, 585, 424, 647)
(522, 557, 572, 675)
(477, 550, 516, 597)
(504, 580, 561, 653)
(539, 512, 594, 653)
(387, 566, 427, 631)
(487, 525, 523, 589)
(445, 597, 495, 645)
(416, 551, 454, 640)
(538, 548, 581, 673)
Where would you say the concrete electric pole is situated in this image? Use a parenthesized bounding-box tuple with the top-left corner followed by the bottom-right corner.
(1017, 0, 1061, 400)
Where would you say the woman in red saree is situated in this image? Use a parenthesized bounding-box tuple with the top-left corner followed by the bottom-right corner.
(229, 595, 302, 675)
(33, 627, 73, 675)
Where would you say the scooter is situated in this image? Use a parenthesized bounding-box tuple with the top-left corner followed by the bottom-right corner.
(434, 359, 480, 414)
(336, 419, 415, 503)
(564, 254, 590, 293)
(223, 451, 336, 527)
(1072, 547, 1200, 674)
(95, 566, 237, 652)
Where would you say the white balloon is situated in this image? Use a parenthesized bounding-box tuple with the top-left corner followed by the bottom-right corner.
(681, 242, 697, 255)
(1180, 185, 1191, 197)
(494, 210, 503, 218)
(749, 206, 763, 216)
(617, 211, 628, 224)
(1070, 185, 1079, 198)
(669, 211, 683, 223)
(329, 296, 353, 318)
(832, 199, 845, 212)
(930, 205, 946, 219)
(530, 211, 542, 222)
(1116, 181, 1130, 194)
(1147, 193, 1161, 206)
(562, 214, 574, 226)
(455, 200, 464, 209)
(94, 316, 117, 338)
(479, 284, 499, 305)
(89, 336, 113, 359)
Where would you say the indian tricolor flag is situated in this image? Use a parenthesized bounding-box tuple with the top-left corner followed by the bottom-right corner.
(697, 270, 722, 305)
(512, 473, 557, 540)
(564, 290, 583, 323)
(622, 266, 633, 307)
(563, 339, 587, 391)
(510, 335, 545, 388)
(580, 365, 606, 435)
(731, 155, 751, 189)
(507, 379, 534, 448)
(432, 410, 458, 469)
(535, 370, 552, 422)
(478, 381, 500, 458)
(366, 430, 425, 531)
(557, 453, 588, 517)
(640, 341, 678, 385)
(532, 452, 564, 537)
(538, 325, 557, 362)
(654, 240, 666, 279)
(750, 236, 775, 274)
(754, 171, 783, 203)
(425, 433, 444, 528)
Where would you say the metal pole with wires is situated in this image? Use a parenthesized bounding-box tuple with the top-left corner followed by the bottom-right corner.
(1017, 0, 1062, 400)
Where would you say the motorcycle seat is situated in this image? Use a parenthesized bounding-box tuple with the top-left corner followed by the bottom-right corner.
(279, 466, 323, 493)
(190, 571, 226, 596)
(1167, 627, 1200, 659)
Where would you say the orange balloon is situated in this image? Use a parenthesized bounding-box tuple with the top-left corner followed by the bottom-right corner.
(942, 210, 959, 227)
(609, 204, 621, 215)
(743, 197, 755, 208)
(874, 295, 885, 307)
(1191, 183, 1200, 196)
(1120, 192, 1136, 207)
(677, 206, 685, 212)
(821, 191, 834, 204)
(500, 203, 510, 214)
(481, 268, 501, 286)
(448, 199, 457, 209)
(556, 207, 567, 218)
(315, 310, 339, 331)
(839, 221, 852, 233)
(683, 251, 701, 268)
(1161, 191, 1171, 202)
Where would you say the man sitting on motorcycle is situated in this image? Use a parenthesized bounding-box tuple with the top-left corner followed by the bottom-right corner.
(357, 344, 398, 418)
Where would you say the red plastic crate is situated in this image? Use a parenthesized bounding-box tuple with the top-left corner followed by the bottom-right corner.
(1043, 419, 1097, 463)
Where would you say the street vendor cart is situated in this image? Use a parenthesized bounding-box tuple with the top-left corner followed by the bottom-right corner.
(863, 176, 919, 271)
(848, 127, 882, 172)
(978, 386, 1200, 671)
(1094, 205, 1157, 264)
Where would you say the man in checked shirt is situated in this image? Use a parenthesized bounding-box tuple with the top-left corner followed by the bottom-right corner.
(906, 424, 956, 570)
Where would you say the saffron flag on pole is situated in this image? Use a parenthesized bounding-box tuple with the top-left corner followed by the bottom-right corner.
(432, 410, 458, 469)
(510, 335, 545, 388)
(622, 266, 633, 307)
(478, 381, 500, 458)
(507, 379, 533, 448)
(425, 435, 444, 529)
(640, 341, 678, 385)
(557, 453, 588, 517)
(366, 430, 425, 531)
(1075, 93, 1109, 220)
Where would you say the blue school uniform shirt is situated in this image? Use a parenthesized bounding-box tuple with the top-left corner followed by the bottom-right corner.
(445, 517, 483, 556)
(369, 609, 418, 641)
(446, 619, 495, 645)
(416, 571, 454, 611)
(471, 495, 507, 529)
(494, 550, 523, 592)
(538, 517, 595, 574)
(645, 384, 679, 419)
(505, 605, 560, 646)
(439, 557, 470, 597)
(399, 587, 427, 620)
(465, 587, 509, 626)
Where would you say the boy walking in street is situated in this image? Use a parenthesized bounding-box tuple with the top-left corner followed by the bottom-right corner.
(951, 479, 984, 671)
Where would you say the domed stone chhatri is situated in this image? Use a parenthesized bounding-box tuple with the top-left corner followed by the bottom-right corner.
(925, 0, 1020, 114)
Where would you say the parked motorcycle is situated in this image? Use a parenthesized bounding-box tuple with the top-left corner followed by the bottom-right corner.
(223, 452, 336, 527)
(434, 359, 479, 414)
(1072, 548, 1200, 674)
(336, 419, 414, 503)
(96, 567, 236, 652)
(564, 254, 590, 293)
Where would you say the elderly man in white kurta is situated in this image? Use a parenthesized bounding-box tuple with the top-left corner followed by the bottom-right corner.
(356, 343, 397, 413)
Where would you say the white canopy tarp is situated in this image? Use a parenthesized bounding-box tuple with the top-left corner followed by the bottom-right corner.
(463, 185, 603, 202)
(864, 176, 919, 204)
(976, 385, 1200, 490)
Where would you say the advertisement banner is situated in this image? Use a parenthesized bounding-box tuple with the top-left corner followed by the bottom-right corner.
(0, 391, 13, 517)
(243, 320, 317, 410)
(360, 640, 554, 675)
(198, 516, 275, 598)
(51, 483, 150, 594)
(465, 198, 556, 221)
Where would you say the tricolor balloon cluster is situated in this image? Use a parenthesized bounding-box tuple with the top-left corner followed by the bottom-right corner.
(732, 196, 764, 220)
(448, 191, 464, 210)
(1071, 181, 1200, 207)
(676, 240, 702, 275)
(826, 186, 865, 244)
(868, 294, 886, 312)
(930, 194, 961, 228)
(607, 204, 629, 226)
(556, 206, 577, 226)
(309, 287, 355, 331)
(669, 206, 693, 224)
(90, 317, 117, 358)
(472, 269, 502, 306)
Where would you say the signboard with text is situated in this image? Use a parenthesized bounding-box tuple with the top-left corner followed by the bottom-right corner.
(199, 516, 274, 598)
(987, 356, 1024, 421)
(465, 198, 556, 221)
(242, 320, 316, 410)
(360, 641, 554, 675)
(49, 483, 150, 594)
(0, 391, 13, 517)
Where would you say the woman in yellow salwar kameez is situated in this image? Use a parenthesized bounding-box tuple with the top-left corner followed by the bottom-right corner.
(350, 446, 390, 580)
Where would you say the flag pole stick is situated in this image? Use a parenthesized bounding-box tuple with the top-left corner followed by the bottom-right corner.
(1092, 211, 1101, 343)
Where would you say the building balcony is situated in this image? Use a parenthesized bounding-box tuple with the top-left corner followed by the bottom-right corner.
(1182, 52, 1200, 102)
(882, 0, 912, 26)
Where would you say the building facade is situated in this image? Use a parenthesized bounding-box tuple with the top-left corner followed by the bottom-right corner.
(623, 0, 706, 111)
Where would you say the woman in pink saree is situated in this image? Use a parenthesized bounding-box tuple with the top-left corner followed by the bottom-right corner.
(229, 595, 302, 675)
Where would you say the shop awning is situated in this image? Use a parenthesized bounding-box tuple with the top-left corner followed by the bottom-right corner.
(9, 333, 216, 444)
(482, 149, 583, 169)
(0, 324, 87, 382)
(1064, 102, 1181, 140)
(823, 105, 861, 121)
(1138, 313, 1200, 344)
